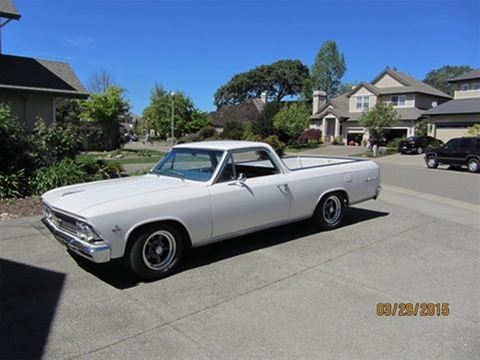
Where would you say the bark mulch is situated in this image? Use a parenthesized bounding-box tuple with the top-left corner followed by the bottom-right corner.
(0, 196, 43, 221)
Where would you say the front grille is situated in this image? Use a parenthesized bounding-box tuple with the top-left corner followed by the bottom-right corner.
(44, 204, 77, 235)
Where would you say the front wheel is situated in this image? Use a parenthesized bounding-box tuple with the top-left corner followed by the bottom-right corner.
(467, 158, 480, 173)
(417, 147, 423, 154)
(313, 192, 345, 230)
(126, 224, 186, 281)
(426, 155, 438, 169)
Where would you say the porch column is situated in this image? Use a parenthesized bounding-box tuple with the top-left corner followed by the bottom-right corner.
(431, 123, 436, 138)
(321, 118, 326, 141)
(334, 117, 340, 138)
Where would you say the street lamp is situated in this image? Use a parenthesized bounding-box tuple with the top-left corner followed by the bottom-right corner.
(170, 92, 175, 147)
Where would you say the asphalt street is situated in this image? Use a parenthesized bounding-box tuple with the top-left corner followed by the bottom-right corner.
(1, 151, 479, 359)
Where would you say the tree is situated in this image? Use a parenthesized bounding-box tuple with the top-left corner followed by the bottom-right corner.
(87, 69, 116, 94)
(252, 101, 282, 138)
(222, 120, 245, 140)
(467, 123, 480, 136)
(359, 102, 400, 141)
(336, 82, 356, 96)
(142, 84, 208, 138)
(273, 103, 310, 141)
(214, 60, 309, 107)
(56, 99, 82, 125)
(416, 119, 429, 136)
(424, 65, 473, 96)
(309, 40, 346, 100)
(80, 86, 130, 150)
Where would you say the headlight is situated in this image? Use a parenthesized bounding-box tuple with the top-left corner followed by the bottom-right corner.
(76, 221, 100, 242)
(43, 204, 53, 220)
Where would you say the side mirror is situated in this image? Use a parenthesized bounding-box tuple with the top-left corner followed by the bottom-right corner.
(237, 173, 246, 182)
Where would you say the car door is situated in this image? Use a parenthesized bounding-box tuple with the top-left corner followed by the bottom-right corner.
(208, 149, 292, 239)
(458, 138, 476, 165)
(438, 138, 461, 165)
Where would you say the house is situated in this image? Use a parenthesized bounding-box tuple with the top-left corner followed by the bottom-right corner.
(424, 69, 480, 142)
(208, 93, 266, 132)
(0, 0, 88, 130)
(310, 68, 451, 144)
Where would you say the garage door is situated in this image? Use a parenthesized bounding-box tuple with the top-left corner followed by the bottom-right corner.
(436, 127, 469, 142)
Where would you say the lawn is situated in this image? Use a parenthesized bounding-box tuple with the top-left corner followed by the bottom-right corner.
(76, 149, 165, 166)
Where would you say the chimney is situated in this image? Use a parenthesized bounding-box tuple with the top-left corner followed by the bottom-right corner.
(312, 90, 326, 115)
(260, 91, 268, 104)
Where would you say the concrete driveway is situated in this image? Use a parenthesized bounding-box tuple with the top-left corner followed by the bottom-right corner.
(1, 184, 479, 359)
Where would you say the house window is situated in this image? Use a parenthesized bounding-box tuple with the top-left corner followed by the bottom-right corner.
(473, 83, 480, 90)
(391, 95, 406, 107)
(461, 83, 470, 91)
(356, 96, 370, 110)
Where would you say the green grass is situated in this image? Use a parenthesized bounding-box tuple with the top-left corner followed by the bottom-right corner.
(76, 150, 165, 166)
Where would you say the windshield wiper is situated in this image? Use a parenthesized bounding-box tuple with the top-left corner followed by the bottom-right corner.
(163, 169, 185, 181)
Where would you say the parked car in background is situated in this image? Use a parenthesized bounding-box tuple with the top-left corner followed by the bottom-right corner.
(425, 137, 480, 173)
(399, 136, 442, 154)
(41, 141, 381, 280)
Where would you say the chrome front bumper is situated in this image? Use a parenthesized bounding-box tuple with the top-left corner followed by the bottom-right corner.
(42, 217, 111, 263)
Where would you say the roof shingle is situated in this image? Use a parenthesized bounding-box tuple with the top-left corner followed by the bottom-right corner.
(0, 0, 21, 20)
(448, 69, 480, 82)
(0, 54, 88, 98)
(423, 98, 480, 116)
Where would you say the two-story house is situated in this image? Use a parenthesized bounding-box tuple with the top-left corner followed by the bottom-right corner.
(310, 68, 451, 144)
(424, 69, 480, 142)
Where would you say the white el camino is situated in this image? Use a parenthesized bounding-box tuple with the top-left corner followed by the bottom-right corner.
(42, 141, 381, 280)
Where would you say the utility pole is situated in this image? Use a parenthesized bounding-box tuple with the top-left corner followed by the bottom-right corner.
(171, 92, 175, 147)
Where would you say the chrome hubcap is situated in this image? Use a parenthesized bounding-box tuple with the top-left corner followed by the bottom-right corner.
(428, 158, 435, 167)
(142, 230, 177, 270)
(323, 196, 342, 224)
(469, 161, 478, 172)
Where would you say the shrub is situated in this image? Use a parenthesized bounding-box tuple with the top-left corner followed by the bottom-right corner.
(427, 139, 443, 149)
(78, 158, 124, 179)
(33, 120, 80, 165)
(273, 103, 310, 142)
(222, 120, 245, 140)
(177, 133, 199, 144)
(264, 135, 286, 157)
(252, 101, 282, 137)
(467, 123, 480, 136)
(33, 159, 90, 195)
(332, 136, 344, 146)
(385, 137, 406, 152)
(197, 126, 216, 140)
(298, 128, 322, 142)
(0, 105, 35, 174)
(0, 170, 26, 200)
(243, 133, 263, 142)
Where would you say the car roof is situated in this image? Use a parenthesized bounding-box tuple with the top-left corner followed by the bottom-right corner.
(174, 140, 268, 151)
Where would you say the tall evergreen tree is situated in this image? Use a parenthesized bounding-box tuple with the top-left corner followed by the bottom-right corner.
(309, 40, 346, 100)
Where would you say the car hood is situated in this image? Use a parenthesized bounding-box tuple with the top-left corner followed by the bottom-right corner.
(42, 174, 191, 216)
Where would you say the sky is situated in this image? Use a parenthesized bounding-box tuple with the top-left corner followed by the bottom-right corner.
(4, 0, 479, 114)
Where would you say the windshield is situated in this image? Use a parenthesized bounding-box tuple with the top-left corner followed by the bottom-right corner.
(151, 148, 224, 182)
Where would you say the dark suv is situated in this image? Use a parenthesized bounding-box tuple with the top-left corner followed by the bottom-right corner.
(425, 137, 480, 173)
(398, 136, 442, 154)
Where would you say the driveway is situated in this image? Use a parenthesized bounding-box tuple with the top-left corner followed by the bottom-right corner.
(1, 185, 479, 359)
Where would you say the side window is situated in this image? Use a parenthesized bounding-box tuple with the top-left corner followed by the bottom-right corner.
(217, 155, 236, 183)
(217, 149, 280, 183)
(460, 138, 475, 150)
(445, 139, 461, 150)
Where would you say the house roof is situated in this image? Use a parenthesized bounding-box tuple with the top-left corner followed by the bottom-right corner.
(0, 54, 88, 98)
(349, 82, 380, 96)
(0, 0, 20, 20)
(372, 68, 451, 98)
(347, 107, 424, 122)
(208, 98, 265, 126)
(311, 94, 349, 119)
(448, 69, 480, 83)
(423, 98, 480, 116)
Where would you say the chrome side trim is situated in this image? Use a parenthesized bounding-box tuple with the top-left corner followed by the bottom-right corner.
(42, 217, 111, 263)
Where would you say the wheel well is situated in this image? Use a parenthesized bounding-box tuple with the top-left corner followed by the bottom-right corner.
(125, 220, 193, 255)
(466, 155, 480, 162)
(319, 190, 349, 208)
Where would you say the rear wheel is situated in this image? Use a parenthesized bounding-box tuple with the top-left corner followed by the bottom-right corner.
(417, 147, 423, 154)
(313, 192, 346, 230)
(126, 224, 186, 281)
(426, 155, 438, 169)
(467, 158, 480, 173)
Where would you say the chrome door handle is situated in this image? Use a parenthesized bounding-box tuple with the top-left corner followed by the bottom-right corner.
(365, 176, 378, 182)
(277, 184, 289, 192)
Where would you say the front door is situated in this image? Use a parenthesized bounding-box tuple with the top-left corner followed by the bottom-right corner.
(438, 138, 462, 165)
(208, 149, 291, 239)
